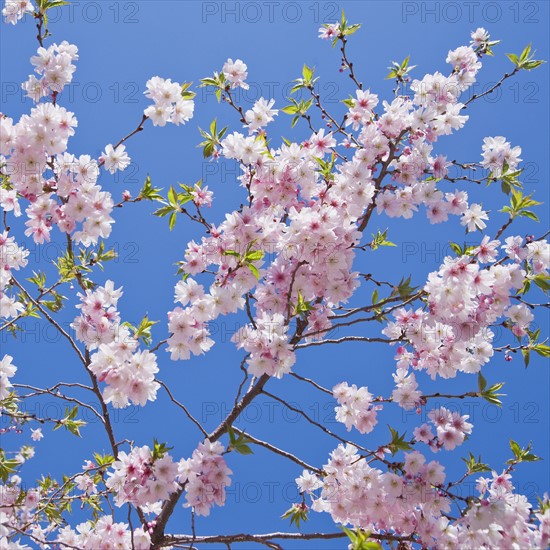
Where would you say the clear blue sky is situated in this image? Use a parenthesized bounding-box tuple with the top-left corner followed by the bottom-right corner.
(1, 1, 549, 547)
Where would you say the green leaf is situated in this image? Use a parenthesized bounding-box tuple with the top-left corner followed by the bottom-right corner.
(281, 503, 308, 529)
(153, 205, 174, 218)
(54, 406, 86, 437)
(27, 271, 47, 290)
(235, 443, 253, 455)
(199, 77, 218, 87)
(510, 439, 521, 458)
(523, 59, 545, 70)
(343, 23, 361, 37)
(209, 118, 217, 136)
(518, 210, 539, 221)
(533, 343, 550, 357)
(248, 264, 260, 280)
(168, 211, 177, 231)
(462, 452, 491, 474)
(507, 44, 546, 71)
(520, 44, 532, 63)
(532, 274, 550, 294)
(42, 291, 66, 313)
(203, 142, 214, 158)
(480, 381, 506, 406)
(167, 186, 178, 206)
(294, 291, 314, 318)
(140, 176, 164, 201)
(180, 81, 196, 100)
(152, 439, 173, 460)
(341, 527, 382, 550)
(302, 64, 314, 82)
(245, 250, 264, 262)
(386, 55, 415, 81)
(198, 118, 227, 158)
(342, 96, 356, 107)
(93, 453, 114, 468)
(478, 372, 487, 392)
(387, 425, 412, 455)
(55, 251, 77, 283)
(449, 242, 462, 256)
(45, 0, 69, 8)
(281, 104, 298, 114)
(227, 426, 255, 455)
(0, 450, 20, 483)
(506, 53, 519, 65)
(370, 229, 396, 250)
(133, 315, 158, 346)
(371, 289, 378, 305)
(507, 440, 541, 464)
(391, 275, 418, 299)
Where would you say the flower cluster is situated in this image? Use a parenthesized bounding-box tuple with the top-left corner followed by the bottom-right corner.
(0, 232, 28, 318)
(1, 52, 197, 256)
(143, 76, 194, 127)
(167, 303, 215, 361)
(178, 440, 232, 517)
(2, 0, 33, 25)
(23, 41, 78, 101)
(297, 445, 449, 541)
(234, 312, 295, 378)
(345, 89, 379, 131)
(481, 136, 522, 177)
(298, 444, 547, 548)
(2, 9, 548, 548)
(0, 354, 16, 401)
(244, 97, 278, 133)
(106, 445, 179, 507)
(73, 281, 160, 408)
(391, 370, 422, 410)
(383, 247, 534, 380)
(1, 104, 117, 246)
(503, 235, 549, 274)
(56, 153, 115, 245)
(222, 58, 248, 89)
(414, 406, 473, 451)
(333, 381, 379, 434)
(167, 30, 508, 382)
(56, 516, 151, 550)
(456, 471, 548, 548)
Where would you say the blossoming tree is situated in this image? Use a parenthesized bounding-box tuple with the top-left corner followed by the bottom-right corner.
(1, 1, 549, 548)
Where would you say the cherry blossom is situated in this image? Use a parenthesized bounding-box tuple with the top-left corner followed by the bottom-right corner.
(178, 440, 232, 516)
(2, 0, 33, 25)
(143, 76, 194, 126)
(0, 7, 547, 549)
(222, 58, 249, 89)
(101, 144, 131, 174)
(333, 382, 380, 434)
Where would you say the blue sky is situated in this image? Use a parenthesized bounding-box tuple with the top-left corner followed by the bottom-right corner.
(1, 1, 549, 547)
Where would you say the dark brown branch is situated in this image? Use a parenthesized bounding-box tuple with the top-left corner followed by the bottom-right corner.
(163, 530, 414, 547)
(232, 428, 322, 474)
